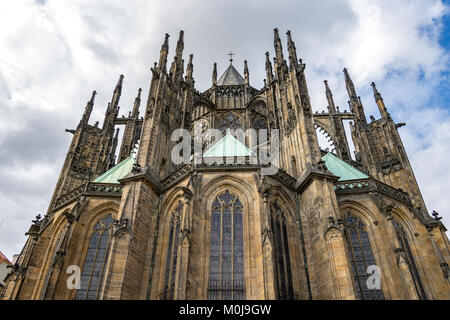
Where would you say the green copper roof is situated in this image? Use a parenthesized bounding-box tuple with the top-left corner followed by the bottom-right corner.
(93, 155, 135, 184)
(322, 152, 369, 181)
(203, 133, 255, 158)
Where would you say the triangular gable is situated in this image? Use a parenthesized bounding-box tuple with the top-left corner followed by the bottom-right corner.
(217, 64, 245, 86)
(322, 152, 369, 181)
(93, 155, 135, 184)
(203, 133, 255, 158)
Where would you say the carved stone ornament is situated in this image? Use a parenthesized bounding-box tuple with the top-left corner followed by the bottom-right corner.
(369, 192, 396, 216)
(257, 176, 271, 198)
(179, 228, 191, 244)
(182, 187, 193, 202)
(113, 218, 131, 239)
(379, 150, 403, 175)
(324, 216, 343, 240)
(261, 227, 272, 246)
(284, 103, 297, 137)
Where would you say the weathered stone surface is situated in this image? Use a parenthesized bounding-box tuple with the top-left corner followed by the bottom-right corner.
(2, 29, 449, 301)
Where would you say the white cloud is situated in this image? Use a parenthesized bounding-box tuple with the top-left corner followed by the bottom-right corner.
(0, 0, 448, 260)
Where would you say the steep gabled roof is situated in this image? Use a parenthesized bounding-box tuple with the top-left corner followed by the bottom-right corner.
(217, 64, 245, 86)
(322, 152, 369, 181)
(203, 133, 255, 158)
(93, 155, 135, 184)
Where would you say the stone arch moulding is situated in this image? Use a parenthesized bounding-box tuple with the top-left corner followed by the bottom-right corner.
(68, 202, 119, 299)
(200, 175, 256, 210)
(390, 206, 418, 237)
(247, 97, 268, 116)
(266, 185, 297, 225)
(337, 200, 392, 300)
(77, 201, 120, 229)
(161, 186, 186, 213)
(338, 200, 379, 227)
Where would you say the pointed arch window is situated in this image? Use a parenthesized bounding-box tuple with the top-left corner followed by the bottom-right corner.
(207, 190, 245, 300)
(252, 117, 268, 130)
(217, 113, 243, 134)
(343, 213, 385, 300)
(392, 218, 427, 300)
(161, 201, 184, 300)
(270, 201, 294, 300)
(75, 214, 114, 300)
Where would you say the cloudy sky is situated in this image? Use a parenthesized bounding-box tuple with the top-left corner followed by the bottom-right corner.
(0, 0, 449, 260)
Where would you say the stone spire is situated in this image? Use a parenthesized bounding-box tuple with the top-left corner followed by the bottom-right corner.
(244, 60, 249, 85)
(286, 30, 299, 70)
(185, 54, 194, 86)
(265, 52, 273, 83)
(343, 68, 357, 100)
(132, 88, 142, 119)
(324, 80, 336, 114)
(170, 30, 185, 81)
(371, 82, 390, 119)
(81, 90, 96, 126)
(212, 62, 217, 86)
(175, 30, 184, 62)
(158, 33, 170, 72)
(103, 75, 123, 129)
(273, 28, 284, 65)
(112, 74, 124, 105)
(344, 68, 366, 124)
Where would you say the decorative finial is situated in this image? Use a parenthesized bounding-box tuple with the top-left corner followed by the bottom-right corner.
(432, 211, 442, 221)
(32, 214, 42, 224)
(227, 51, 235, 64)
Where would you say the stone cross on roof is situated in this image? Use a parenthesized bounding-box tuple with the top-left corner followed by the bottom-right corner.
(227, 51, 235, 64)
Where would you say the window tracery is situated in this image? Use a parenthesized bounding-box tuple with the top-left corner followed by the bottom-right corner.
(392, 218, 427, 300)
(270, 201, 294, 300)
(343, 213, 385, 300)
(75, 214, 114, 300)
(161, 201, 184, 300)
(207, 190, 245, 300)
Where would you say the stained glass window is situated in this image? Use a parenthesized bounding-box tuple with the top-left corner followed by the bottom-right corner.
(75, 214, 114, 300)
(343, 213, 385, 300)
(252, 118, 268, 130)
(392, 218, 427, 300)
(207, 190, 245, 300)
(162, 201, 184, 300)
(217, 113, 243, 134)
(270, 201, 294, 300)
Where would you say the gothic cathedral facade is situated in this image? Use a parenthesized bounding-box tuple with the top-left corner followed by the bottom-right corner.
(2, 29, 449, 300)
